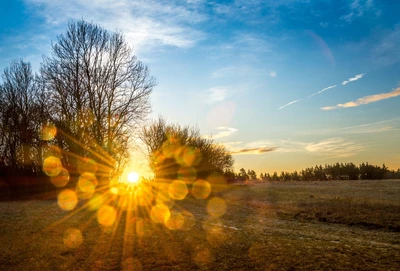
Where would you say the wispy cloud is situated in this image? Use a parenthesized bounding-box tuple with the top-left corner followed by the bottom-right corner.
(279, 73, 364, 109)
(278, 99, 301, 110)
(336, 117, 400, 131)
(308, 85, 337, 97)
(24, 0, 206, 53)
(374, 24, 400, 66)
(231, 147, 276, 155)
(305, 137, 365, 158)
(227, 137, 364, 158)
(269, 71, 277, 77)
(321, 87, 400, 110)
(346, 126, 399, 134)
(340, 0, 380, 23)
(342, 73, 365, 85)
(206, 87, 228, 104)
(204, 127, 238, 139)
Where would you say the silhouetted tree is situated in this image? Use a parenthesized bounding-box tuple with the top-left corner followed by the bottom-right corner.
(0, 60, 51, 173)
(140, 117, 234, 181)
(248, 169, 257, 180)
(41, 20, 155, 183)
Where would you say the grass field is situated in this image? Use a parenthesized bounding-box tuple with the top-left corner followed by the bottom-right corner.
(1, 179, 400, 270)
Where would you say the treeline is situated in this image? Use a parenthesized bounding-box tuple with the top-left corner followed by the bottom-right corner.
(226, 162, 400, 182)
(0, 20, 154, 198)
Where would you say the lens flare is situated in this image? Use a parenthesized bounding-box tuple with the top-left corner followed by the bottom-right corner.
(168, 180, 188, 200)
(150, 204, 170, 224)
(178, 166, 197, 183)
(165, 212, 185, 230)
(58, 189, 78, 211)
(97, 205, 117, 227)
(207, 197, 227, 217)
(182, 146, 202, 166)
(43, 156, 62, 177)
(41, 123, 57, 141)
(50, 167, 70, 187)
(63, 228, 83, 248)
(191, 180, 211, 199)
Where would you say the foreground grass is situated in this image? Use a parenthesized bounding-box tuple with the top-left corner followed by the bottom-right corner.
(1, 180, 400, 270)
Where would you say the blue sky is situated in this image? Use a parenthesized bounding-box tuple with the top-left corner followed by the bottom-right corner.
(1, 0, 400, 175)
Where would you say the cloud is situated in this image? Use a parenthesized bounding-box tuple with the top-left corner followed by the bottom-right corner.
(305, 137, 364, 158)
(346, 126, 399, 134)
(278, 99, 301, 110)
(336, 117, 400, 131)
(374, 24, 400, 66)
(269, 71, 277, 77)
(321, 87, 400, 110)
(206, 87, 228, 104)
(227, 137, 364, 158)
(279, 73, 363, 110)
(308, 85, 337, 97)
(340, 0, 380, 23)
(231, 147, 277, 155)
(204, 127, 238, 139)
(24, 0, 206, 53)
(342, 73, 365, 85)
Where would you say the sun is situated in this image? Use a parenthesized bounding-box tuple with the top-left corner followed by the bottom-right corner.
(127, 171, 140, 184)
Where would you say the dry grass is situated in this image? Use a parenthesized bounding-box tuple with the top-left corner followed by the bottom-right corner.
(1, 179, 400, 270)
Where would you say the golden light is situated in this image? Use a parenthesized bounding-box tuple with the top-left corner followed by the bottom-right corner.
(127, 171, 140, 184)
(43, 156, 62, 177)
(97, 205, 117, 227)
(58, 189, 78, 211)
(63, 228, 83, 248)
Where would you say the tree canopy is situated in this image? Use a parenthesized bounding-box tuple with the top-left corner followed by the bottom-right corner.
(0, 20, 155, 196)
(140, 117, 234, 182)
(41, 20, 155, 182)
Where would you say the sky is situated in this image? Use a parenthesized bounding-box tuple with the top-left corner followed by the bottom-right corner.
(1, 0, 400, 176)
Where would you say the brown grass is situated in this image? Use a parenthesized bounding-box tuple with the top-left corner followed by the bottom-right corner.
(1, 179, 400, 270)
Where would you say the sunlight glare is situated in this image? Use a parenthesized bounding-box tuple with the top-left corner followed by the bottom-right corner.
(127, 172, 139, 184)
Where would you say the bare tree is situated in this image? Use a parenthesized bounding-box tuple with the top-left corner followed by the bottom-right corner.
(0, 60, 40, 170)
(140, 117, 234, 181)
(41, 20, 155, 182)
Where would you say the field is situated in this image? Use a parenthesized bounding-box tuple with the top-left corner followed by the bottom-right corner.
(1, 179, 400, 270)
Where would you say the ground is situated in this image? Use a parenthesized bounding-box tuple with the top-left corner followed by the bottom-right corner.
(1, 179, 400, 270)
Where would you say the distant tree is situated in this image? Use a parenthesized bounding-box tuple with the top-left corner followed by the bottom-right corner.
(140, 117, 234, 181)
(248, 169, 257, 181)
(313, 165, 327, 181)
(41, 20, 155, 182)
(257, 162, 397, 183)
(271, 171, 279, 181)
(291, 171, 300, 181)
(239, 168, 249, 181)
(301, 167, 314, 181)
